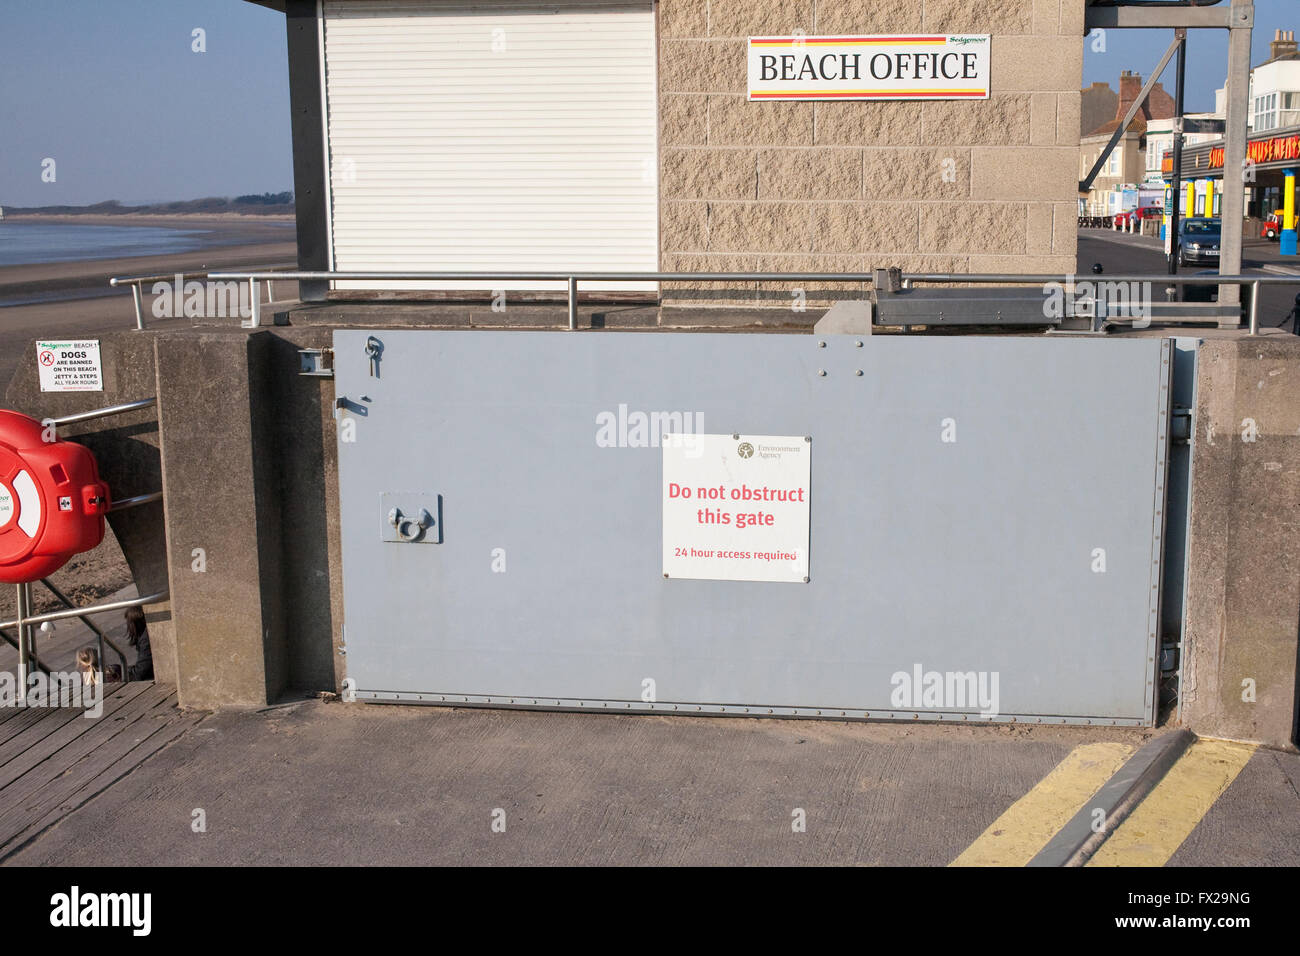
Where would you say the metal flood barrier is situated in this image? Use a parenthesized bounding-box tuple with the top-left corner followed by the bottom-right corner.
(333, 330, 1175, 726)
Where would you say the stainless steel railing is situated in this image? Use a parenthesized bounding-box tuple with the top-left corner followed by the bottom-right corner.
(1, 588, 168, 702)
(206, 268, 1300, 336)
(899, 272, 1300, 336)
(110, 266, 295, 330)
(48, 397, 156, 427)
(208, 269, 881, 332)
(37, 577, 129, 677)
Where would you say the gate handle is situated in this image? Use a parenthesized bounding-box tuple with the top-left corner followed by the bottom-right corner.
(387, 507, 432, 541)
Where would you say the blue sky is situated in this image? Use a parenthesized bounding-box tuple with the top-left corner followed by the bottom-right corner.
(0, 0, 290, 207)
(0, 1, 1294, 207)
(1083, 0, 1295, 114)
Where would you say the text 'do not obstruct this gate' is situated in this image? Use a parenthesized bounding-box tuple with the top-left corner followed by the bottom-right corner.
(334, 331, 1172, 725)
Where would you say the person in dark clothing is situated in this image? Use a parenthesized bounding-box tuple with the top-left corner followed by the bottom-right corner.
(125, 606, 153, 681)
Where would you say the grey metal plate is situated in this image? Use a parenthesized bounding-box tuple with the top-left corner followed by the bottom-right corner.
(875, 288, 1059, 325)
(334, 330, 1170, 724)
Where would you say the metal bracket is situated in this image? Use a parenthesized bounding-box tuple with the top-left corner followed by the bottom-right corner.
(299, 348, 334, 377)
(1079, 32, 1184, 193)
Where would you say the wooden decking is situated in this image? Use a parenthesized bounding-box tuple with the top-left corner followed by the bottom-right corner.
(0, 682, 203, 861)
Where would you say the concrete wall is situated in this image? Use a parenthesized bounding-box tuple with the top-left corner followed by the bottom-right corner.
(153, 328, 344, 708)
(658, 0, 1084, 305)
(1182, 338, 1300, 750)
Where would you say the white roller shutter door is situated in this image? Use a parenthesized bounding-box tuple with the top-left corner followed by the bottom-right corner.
(322, 0, 659, 292)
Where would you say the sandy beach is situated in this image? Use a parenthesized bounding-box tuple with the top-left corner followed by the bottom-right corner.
(0, 214, 299, 386)
(0, 213, 296, 295)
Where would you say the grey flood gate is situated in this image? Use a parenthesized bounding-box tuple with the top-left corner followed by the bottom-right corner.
(334, 330, 1173, 726)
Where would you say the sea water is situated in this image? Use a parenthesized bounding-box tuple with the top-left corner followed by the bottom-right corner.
(0, 222, 210, 267)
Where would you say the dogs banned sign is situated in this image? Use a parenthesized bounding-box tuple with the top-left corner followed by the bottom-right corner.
(662, 433, 811, 583)
(37, 340, 103, 393)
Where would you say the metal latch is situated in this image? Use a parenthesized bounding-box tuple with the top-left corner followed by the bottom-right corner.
(379, 493, 442, 544)
(388, 506, 433, 541)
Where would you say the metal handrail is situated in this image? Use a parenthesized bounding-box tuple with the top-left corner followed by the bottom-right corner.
(0, 590, 169, 631)
(109, 491, 163, 512)
(110, 266, 294, 331)
(48, 397, 157, 428)
(38, 578, 130, 675)
(901, 273, 1300, 336)
(209, 269, 881, 331)
(209, 268, 1300, 335)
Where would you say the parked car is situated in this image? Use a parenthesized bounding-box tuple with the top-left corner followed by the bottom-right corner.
(1114, 206, 1162, 229)
(1178, 218, 1221, 266)
(1260, 212, 1286, 240)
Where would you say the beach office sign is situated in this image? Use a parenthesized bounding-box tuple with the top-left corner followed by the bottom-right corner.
(748, 34, 990, 101)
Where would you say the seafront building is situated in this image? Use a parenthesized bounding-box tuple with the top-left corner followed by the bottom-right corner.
(1078, 69, 1175, 216)
(249, 0, 1084, 302)
(1082, 29, 1300, 240)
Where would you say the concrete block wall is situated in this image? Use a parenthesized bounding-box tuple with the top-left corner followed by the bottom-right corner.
(658, 0, 1084, 305)
(1182, 338, 1300, 750)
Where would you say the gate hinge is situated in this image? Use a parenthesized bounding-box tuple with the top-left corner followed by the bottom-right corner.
(1171, 405, 1191, 445)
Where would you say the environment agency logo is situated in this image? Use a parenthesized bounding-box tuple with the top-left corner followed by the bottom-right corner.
(737, 442, 755, 459)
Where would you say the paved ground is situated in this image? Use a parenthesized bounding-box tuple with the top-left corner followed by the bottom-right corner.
(1169, 745, 1300, 866)
(1079, 230, 1300, 333)
(1, 698, 1296, 867)
(1080, 225, 1300, 274)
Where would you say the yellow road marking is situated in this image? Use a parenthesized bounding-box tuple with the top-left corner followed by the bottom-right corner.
(1087, 739, 1256, 867)
(951, 742, 1134, 867)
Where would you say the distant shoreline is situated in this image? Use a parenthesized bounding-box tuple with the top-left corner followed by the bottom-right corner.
(0, 213, 297, 300)
(4, 212, 295, 229)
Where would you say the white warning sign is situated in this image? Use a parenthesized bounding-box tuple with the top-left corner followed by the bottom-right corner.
(37, 340, 103, 392)
(662, 433, 811, 583)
